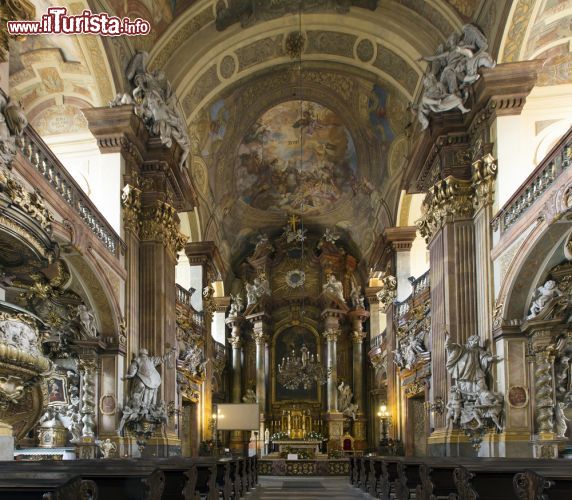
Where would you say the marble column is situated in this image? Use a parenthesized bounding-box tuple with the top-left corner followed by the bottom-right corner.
(350, 325, 367, 449)
(418, 176, 478, 454)
(251, 317, 269, 456)
(226, 317, 244, 404)
(321, 308, 345, 448)
(523, 323, 561, 458)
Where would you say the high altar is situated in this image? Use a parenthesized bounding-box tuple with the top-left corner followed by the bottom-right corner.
(225, 223, 371, 454)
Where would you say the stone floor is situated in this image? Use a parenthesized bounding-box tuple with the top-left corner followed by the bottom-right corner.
(248, 476, 370, 499)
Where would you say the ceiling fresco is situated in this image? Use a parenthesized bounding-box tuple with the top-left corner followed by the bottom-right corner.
(234, 100, 358, 216)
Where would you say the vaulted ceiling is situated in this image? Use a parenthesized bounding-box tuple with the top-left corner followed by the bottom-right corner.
(13, 0, 559, 275)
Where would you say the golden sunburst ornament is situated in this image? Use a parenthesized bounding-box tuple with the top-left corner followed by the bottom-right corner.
(285, 269, 306, 289)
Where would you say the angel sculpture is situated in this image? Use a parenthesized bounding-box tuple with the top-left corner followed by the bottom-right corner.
(229, 293, 244, 317)
(527, 280, 563, 319)
(555, 402, 570, 438)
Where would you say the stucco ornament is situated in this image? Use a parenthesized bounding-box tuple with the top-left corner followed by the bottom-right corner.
(75, 305, 98, 339)
(350, 284, 365, 309)
(416, 24, 495, 129)
(0, 92, 28, 168)
(444, 333, 503, 447)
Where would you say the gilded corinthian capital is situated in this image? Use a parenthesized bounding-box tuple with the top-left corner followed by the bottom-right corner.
(0, 0, 35, 63)
(139, 200, 187, 255)
(416, 176, 474, 243)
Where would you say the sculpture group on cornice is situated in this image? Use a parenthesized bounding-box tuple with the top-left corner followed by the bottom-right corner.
(0, 90, 28, 168)
(110, 51, 190, 169)
(322, 273, 345, 302)
(444, 333, 503, 447)
(415, 24, 495, 130)
(337, 381, 358, 420)
(245, 274, 271, 306)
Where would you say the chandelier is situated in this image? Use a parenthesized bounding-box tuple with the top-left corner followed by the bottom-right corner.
(277, 344, 329, 390)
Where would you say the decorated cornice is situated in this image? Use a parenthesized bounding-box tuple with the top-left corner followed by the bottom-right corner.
(139, 200, 187, 256)
(472, 153, 498, 210)
(120, 184, 141, 234)
(416, 176, 474, 244)
(0, 0, 35, 63)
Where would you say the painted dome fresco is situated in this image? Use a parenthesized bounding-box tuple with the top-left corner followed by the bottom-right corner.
(234, 100, 358, 215)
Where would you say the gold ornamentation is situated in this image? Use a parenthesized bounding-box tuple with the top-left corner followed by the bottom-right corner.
(120, 184, 141, 233)
(323, 328, 341, 341)
(252, 331, 268, 345)
(416, 176, 474, 243)
(0, 0, 35, 63)
(472, 154, 497, 209)
(375, 272, 397, 311)
(0, 169, 53, 230)
(351, 330, 366, 344)
(404, 380, 426, 397)
(228, 336, 242, 349)
(139, 200, 187, 255)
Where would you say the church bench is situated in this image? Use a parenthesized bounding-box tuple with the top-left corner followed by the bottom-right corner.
(367, 457, 383, 497)
(348, 456, 357, 485)
(0, 472, 96, 500)
(247, 456, 257, 488)
(215, 459, 233, 500)
(416, 461, 458, 500)
(513, 468, 572, 500)
(0, 459, 165, 500)
(381, 457, 402, 500)
(395, 459, 425, 500)
(359, 456, 370, 492)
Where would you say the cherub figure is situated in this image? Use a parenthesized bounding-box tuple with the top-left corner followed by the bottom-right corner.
(527, 280, 563, 319)
(445, 386, 463, 428)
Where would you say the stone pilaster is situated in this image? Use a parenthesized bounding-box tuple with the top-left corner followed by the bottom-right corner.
(472, 154, 497, 344)
(350, 323, 368, 448)
(249, 314, 270, 456)
(419, 177, 478, 452)
(384, 226, 418, 301)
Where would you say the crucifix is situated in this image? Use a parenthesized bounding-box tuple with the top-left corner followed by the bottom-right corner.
(288, 214, 300, 232)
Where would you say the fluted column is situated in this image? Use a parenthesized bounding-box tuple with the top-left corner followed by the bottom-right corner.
(348, 310, 369, 413)
(418, 176, 478, 452)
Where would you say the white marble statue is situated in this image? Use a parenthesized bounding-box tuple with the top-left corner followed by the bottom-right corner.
(96, 438, 117, 459)
(337, 381, 358, 420)
(416, 24, 495, 129)
(527, 280, 563, 319)
(181, 344, 208, 377)
(242, 388, 256, 404)
(76, 304, 97, 338)
(110, 51, 190, 168)
(0, 318, 40, 356)
(350, 284, 365, 309)
(445, 386, 463, 429)
(322, 274, 344, 302)
(472, 390, 503, 432)
(0, 93, 27, 166)
(229, 293, 244, 317)
(123, 348, 175, 409)
(245, 276, 271, 306)
(555, 402, 570, 438)
(445, 333, 499, 397)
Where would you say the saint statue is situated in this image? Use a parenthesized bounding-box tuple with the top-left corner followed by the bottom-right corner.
(124, 348, 174, 408)
(322, 274, 344, 302)
(445, 333, 499, 397)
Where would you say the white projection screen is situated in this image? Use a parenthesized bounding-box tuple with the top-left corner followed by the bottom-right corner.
(216, 404, 260, 430)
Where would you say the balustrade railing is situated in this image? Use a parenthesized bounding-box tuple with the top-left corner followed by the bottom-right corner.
(176, 284, 204, 329)
(411, 270, 430, 298)
(492, 127, 572, 234)
(370, 330, 385, 350)
(17, 126, 124, 258)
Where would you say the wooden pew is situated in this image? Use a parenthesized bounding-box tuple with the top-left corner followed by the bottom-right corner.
(0, 459, 164, 500)
(360, 456, 370, 492)
(367, 457, 383, 498)
(416, 461, 458, 500)
(513, 468, 572, 500)
(0, 472, 96, 500)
